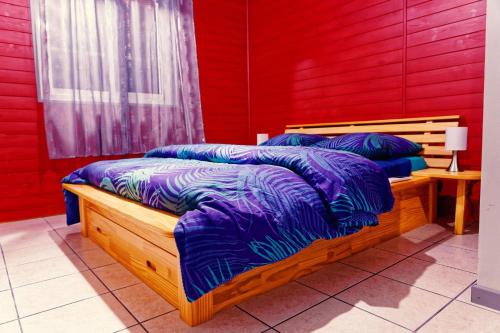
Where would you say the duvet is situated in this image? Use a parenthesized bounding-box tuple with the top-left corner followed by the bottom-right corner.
(64, 144, 394, 301)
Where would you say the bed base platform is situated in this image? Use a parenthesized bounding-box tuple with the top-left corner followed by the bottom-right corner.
(63, 175, 436, 326)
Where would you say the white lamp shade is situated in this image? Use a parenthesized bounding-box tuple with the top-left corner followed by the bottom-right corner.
(445, 127, 468, 151)
(256, 133, 269, 145)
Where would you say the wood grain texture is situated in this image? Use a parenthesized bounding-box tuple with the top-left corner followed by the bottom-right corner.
(64, 183, 178, 256)
(85, 203, 179, 306)
(66, 174, 434, 326)
(0, 0, 250, 222)
(178, 271, 214, 326)
(78, 198, 88, 237)
(249, 0, 485, 171)
(412, 168, 481, 234)
(454, 179, 467, 235)
(413, 168, 481, 180)
(429, 179, 438, 223)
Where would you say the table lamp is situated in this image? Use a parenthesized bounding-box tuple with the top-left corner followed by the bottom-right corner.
(445, 127, 468, 172)
(257, 133, 269, 145)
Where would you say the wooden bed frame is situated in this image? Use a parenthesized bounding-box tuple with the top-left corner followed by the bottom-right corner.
(63, 115, 459, 326)
(286, 115, 459, 169)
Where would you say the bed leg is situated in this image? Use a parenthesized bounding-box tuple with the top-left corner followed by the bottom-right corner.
(428, 180, 437, 224)
(78, 198, 89, 237)
(177, 275, 213, 326)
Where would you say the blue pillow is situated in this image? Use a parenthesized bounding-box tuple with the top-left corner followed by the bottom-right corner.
(313, 133, 422, 159)
(259, 133, 326, 147)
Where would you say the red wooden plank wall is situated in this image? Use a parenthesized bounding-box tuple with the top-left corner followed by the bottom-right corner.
(248, 0, 485, 169)
(0, 0, 249, 222)
(194, 0, 250, 145)
(0, 0, 486, 222)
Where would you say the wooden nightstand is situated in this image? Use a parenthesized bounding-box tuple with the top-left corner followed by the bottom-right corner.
(412, 168, 481, 235)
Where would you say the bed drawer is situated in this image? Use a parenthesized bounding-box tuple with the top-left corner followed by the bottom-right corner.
(85, 200, 179, 256)
(86, 207, 179, 306)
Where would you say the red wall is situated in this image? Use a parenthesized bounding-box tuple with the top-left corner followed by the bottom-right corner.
(249, 0, 485, 169)
(0, 0, 249, 222)
(0, 0, 486, 222)
(194, 0, 250, 144)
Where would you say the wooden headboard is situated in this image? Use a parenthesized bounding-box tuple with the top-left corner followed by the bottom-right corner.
(285, 115, 460, 169)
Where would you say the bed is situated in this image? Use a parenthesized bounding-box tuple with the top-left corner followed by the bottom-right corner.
(62, 115, 459, 326)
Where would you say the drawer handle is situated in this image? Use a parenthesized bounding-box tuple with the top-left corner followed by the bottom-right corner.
(96, 227, 102, 234)
(146, 260, 157, 272)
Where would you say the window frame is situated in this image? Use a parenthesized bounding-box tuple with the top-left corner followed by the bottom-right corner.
(31, 0, 169, 106)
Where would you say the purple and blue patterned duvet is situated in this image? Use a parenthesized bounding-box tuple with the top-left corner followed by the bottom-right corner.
(63, 144, 394, 301)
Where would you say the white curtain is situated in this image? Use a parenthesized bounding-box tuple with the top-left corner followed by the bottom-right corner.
(33, 0, 205, 158)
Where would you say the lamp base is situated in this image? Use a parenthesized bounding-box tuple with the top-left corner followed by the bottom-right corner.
(447, 150, 463, 172)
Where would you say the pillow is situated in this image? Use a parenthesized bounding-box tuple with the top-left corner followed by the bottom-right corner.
(259, 133, 326, 147)
(313, 133, 422, 159)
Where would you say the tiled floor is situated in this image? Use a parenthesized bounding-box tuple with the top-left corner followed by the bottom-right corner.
(0, 216, 499, 332)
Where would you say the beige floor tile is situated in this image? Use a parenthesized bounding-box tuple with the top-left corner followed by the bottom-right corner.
(0, 252, 4, 270)
(402, 223, 452, 243)
(114, 283, 175, 322)
(78, 248, 116, 269)
(93, 263, 141, 291)
(20, 293, 136, 333)
(0, 269, 9, 292)
(44, 215, 68, 230)
(340, 248, 406, 273)
(380, 257, 477, 298)
(336, 275, 449, 331)
(419, 301, 500, 333)
(0, 219, 51, 235)
(62, 233, 99, 252)
(143, 306, 267, 333)
(457, 286, 500, 314)
(238, 281, 327, 326)
(1, 230, 64, 251)
(0, 291, 17, 325)
(276, 297, 409, 332)
(54, 223, 82, 237)
(438, 233, 479, 251)
(0, 321, 21, 333)
(14, 270, 107, 317)
(297, 262, 372, 295)
(0, 220, 53, 250)
(118, 325, 147, 333)
(413, 243, 478, 273)
(0, 229, 61, 252)
(3, 242, 74, 267)
(8, 254, 87, 288)
(375, 235, 434, 256)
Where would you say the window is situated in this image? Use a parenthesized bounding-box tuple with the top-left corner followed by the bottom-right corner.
(30, 0, 204, 158)
(127, 0, 162, 104)
(31, 0, 174, 105)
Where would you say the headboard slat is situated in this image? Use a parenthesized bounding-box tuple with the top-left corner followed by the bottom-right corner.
(285, 115, 460, 169)
(286, 115, 460, 129)
(288, 121, 458, 135)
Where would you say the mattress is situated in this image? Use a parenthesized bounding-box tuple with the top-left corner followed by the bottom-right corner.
(374, 156, 427, 178)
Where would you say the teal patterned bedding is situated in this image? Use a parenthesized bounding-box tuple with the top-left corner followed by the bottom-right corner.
(64, 144, 394, 301)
